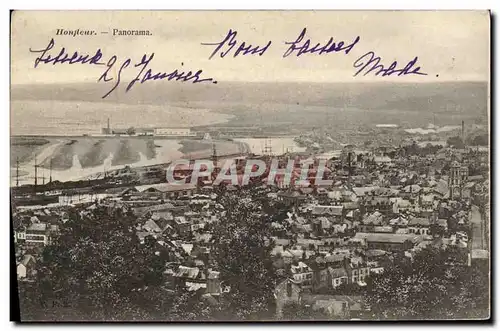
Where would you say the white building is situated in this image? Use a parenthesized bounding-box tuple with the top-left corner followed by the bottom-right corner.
(291, 261, 313, 288)
(154, 128, 196, 137)
(15, 223, 59, 246)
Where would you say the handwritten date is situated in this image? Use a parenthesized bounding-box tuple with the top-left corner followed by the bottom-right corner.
(29, 39, 217, 99)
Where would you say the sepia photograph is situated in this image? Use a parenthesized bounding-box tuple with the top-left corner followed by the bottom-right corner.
(10, 10, 491, 321)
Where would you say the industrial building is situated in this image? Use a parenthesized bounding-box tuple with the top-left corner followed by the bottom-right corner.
(154, 128, 196, 137)
(101, 118, 196, 137)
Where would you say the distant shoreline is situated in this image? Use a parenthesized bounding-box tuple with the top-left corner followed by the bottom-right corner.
(10, 134, 199, 139)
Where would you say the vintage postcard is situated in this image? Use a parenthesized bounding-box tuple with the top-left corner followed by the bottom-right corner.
(10, 11, 490, 321)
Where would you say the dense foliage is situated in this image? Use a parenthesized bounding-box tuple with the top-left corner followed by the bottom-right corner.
(19, 206, 170, 320)
(210, 189, 280, 320)
(18, 190, 283, 321)
(366, 246, 489, 320)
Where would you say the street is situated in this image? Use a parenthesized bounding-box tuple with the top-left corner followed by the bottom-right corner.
(470, 205, 486, 250)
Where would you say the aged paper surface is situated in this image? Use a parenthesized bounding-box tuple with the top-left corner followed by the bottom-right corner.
(11, 11, 490, 321)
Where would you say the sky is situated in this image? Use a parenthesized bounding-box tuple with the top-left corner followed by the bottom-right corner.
(10, 11, 490, 85)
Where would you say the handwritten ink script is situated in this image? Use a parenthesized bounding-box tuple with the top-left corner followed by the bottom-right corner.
(200, 29, 272, 60)
(200, 28, 426, 77)
(29, 28, 428, 98)
(282, 28, 360, 57)
(353, 51, 427, 77)
(29, 39, 217, 99)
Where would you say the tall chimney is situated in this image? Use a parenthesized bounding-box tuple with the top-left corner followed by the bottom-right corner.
(107, 117, 110, 131)
(462, 120, 465, 143)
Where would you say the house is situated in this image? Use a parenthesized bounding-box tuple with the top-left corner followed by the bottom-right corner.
(142, 219, 163, 233)
(327, 190, 342, 202)
(167, 265, 205, 287)
(281, 250, 294, 265)
(348, 256, 370, 285)
(296, 238, 321, 250)
(311, 205, 344, 223)
(353, 233, 417, 252)
(432, 180, 450, 198)
(320, 237, 351, 250)
(331, 223, 348, 234)
(328, 267, 348, 288)
(137, 183, 198, 199)
(190, 220, 206, 232)
(419, 194, 436, 210)
(342, 201, 360, 216)
(373, 226, 393, 233)
(294, 224, 313, 235)
(408, 217, 431, 235)
(17, 255, 36, 279)
(167, 216, 191, 235)
(133, 202, 184, 217)
(468, 175, 484, 182)
(291, 262, 313, 288)
(277, 191, 307, 206)
(352, 186, 379, 199)
(312, 217, 332, 235)
(359, 211, 384, 232)
(374, 155, 392, 165)
(365, 249, 387, 261)
(363, 197, 393, 214)
(401, 184, 422, 198)
(389, 215, 409, 227)
(393, 199, 415, 214)
(324, 254, 349, 268)
(206, 270, 221, 295)
(15, 223, 58, 246)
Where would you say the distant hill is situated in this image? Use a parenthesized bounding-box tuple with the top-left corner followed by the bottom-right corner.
(11, 81, 488, 115)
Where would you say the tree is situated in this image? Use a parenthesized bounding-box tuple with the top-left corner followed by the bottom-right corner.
(281, 302, 330, 321)
(446, 136, 465, 149)
(366, 246, 489, 320)
(429, 223, 446, 237)
(166, 285, 215, 321)
(210, 191, 278, 320)
(32, 205, 167, 320)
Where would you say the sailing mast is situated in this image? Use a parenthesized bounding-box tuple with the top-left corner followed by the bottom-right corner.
(15, 157, 19, 187)
(49, 159, 52, 183)
(34, 155, 38, 192)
